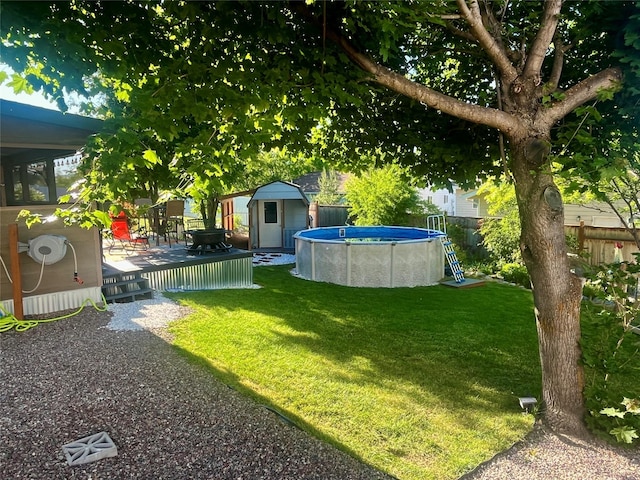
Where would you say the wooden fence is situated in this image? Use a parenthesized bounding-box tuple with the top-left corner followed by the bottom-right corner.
(309, 203, 350, 227)
(447, 216, 639, 266)
(567, 222, 638, 265)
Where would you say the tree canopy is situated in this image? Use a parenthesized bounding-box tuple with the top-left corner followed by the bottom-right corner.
(3, 0, 639, 439)
(3, 2, 637, 186)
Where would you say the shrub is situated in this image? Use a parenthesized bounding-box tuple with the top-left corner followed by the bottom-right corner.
(582, 280, 601, 299)
(477, 179, 521, 265)
(566, 233, 580, 254)
(345, 164, 427, 226)
(465, 261, 496, 276)
(499, 263, 531, 288)
(315, 170, 342, 205)
(582, 257, 640, 445)
(447, 222, 489, 265)
(480, 217, 521, 264)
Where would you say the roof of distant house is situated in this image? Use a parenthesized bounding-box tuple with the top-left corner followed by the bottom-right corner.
(292, 171, 351, 194)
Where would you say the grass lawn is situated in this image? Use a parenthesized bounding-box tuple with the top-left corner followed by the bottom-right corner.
(167, 265, 540, 480)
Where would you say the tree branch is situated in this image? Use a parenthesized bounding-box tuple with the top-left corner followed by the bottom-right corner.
(326, 27, 521, 136)
(546, 35, 570, 92)
(603, 195, 640, 246)
(455, 0, 517, 82)
(444, 21, 477, 43)
(290, 1, 522, 135)
(523, 0, 562, 80)
(539, 67, 623, 127)
(611, 178, 639, 221)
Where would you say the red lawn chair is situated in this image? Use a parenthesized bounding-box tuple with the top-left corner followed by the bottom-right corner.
(109, 213, 150, 252)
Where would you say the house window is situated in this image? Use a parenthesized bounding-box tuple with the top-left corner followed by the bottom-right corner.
(426, 196, 433, 204)
(443, 195, 449, 204)
(4, 154, 81, 206)
(264, 201, 278, 223)
(7, 160, 53, 205)
(472, 200, 479, 209)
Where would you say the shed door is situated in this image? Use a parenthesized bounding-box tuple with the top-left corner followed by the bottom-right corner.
(258, 200, 282, 248)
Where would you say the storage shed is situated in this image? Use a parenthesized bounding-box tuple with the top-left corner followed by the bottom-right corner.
(247, 181, 309, 250)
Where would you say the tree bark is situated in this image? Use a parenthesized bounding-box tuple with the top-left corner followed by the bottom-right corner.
(510, 135, 589, 437)
(206, 195, 220, 229)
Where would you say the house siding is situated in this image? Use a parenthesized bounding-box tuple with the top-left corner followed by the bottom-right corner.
(564, 203, 625, 227)
(0, 205, 103, 312)
(418, 187, 456, 216)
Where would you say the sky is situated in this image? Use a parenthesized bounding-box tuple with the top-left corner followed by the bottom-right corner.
(0, 64, 60, 110)
(1, 65, 99, 116)
(0, 85, 59, 110)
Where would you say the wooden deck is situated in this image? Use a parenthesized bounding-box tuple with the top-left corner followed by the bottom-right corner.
(102, 240, 254, 299)
(103, 242, 251, 275)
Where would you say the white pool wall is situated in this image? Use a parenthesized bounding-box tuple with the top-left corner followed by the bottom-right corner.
(294, 227, 444, 288)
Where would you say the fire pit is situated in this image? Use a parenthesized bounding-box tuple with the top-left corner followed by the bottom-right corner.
(186, 229, 231, 254)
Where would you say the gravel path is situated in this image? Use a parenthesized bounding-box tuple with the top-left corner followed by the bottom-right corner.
(2, 294, 638, 479)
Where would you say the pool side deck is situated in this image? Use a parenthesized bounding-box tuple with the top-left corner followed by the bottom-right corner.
(440, 278, 486, 288)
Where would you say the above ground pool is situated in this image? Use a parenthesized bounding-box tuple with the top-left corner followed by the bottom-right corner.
(294, 226, 445, 288)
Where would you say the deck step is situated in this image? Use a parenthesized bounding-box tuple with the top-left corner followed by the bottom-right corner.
(102, 272, 153, 303)
(103, 289, 154, 303)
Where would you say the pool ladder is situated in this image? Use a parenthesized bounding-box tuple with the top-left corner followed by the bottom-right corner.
(441, 237, 465, 283)
(426, 215, 465, 284)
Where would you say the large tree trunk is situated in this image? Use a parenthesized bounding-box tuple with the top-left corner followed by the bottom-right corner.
(510, 135, 589, 437)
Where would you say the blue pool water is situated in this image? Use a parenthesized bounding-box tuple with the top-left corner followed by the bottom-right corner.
(294, 226, 440, 243)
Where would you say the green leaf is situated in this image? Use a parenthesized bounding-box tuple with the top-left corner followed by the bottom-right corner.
(6, 74, 32, 94)
(92, 210, 112, 229)
(16, 210, 43, 228)
(600, 407, 626, 418)
(142, 149, 160, 164)
(609, 426, 639, 444)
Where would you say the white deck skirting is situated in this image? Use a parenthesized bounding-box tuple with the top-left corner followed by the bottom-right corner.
(1, 286, 104, 316)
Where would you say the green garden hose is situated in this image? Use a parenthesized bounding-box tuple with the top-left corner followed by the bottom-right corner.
(0, 295, 109, 333)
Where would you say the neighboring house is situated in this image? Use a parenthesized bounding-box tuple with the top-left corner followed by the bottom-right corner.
(454, 186, 639, 264)
(454, 189, 490, 218)
(563, 202, 627, 228)
(247, 181, 309, 250)
(456, 187, 629, 228)
(0, 99, 104, 315)
(418, 185, 457, 216)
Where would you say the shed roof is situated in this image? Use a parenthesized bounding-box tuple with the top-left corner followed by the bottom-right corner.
(247, 181, 309, 207)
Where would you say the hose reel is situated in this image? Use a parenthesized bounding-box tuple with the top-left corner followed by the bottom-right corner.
(23, 235, 68, 265)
